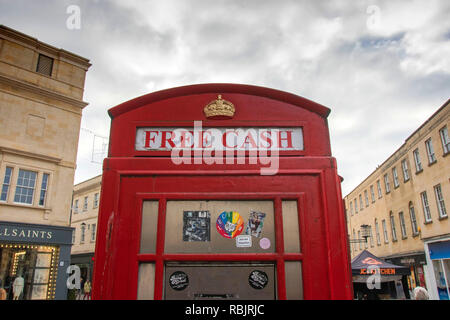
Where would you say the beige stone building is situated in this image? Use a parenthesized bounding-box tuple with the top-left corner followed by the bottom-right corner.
(345, 99, 449, 300)
(70, 174, 101, 283)
(0, 25, 90, 299)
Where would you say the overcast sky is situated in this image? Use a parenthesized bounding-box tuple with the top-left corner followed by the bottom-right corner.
(1, 0, 449, 196)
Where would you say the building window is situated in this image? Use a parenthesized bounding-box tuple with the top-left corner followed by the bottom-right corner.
(354, 199, 358, 213)
(375, 219, 381, 246)
(38, 173, 49, 206)
(425, 138, 436, 164)
(359, 194, 363, 211)
(421, 191, 432, 223)
(83, 196, 88, 212)
(392, 167, 399, 188)
(369, 226, 374, 247)
(1, 167, 13, 201)
(390, 212, 397, 241)
(73, 199, 79, 214)
(399, 212, 407, 239)
(14, 169, 37, 204)
(370, 185, 375, 203)
(434, 184, 447, 219)
(80, 223, 86, 243)
(401, 159, 410, 182)
(349, 201, 354, 216)
(382, 219, 389, 243)
(413, 148, 423, 172)
(409, 202, 419, 236)
(91, 223, 96, 242)
(377, 180, 382, 199)
(93, 193, 99, 208)
(72, 229, 76, 244)
(36, 54, 54, 76)
(439, 126, 450, 155)
(358, 231, 362, 250)
(384, 173, 391, 194)
(364, 190, 369, 207)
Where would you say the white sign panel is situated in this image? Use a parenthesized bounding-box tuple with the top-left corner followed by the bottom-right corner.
(236, 235, 252, 248)
(135, 127, 303, 151)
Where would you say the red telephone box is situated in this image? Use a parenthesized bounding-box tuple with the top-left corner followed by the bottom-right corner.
(92, 83, 353, 300)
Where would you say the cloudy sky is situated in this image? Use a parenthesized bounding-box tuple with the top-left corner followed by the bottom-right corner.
(1, 0, 449, 195)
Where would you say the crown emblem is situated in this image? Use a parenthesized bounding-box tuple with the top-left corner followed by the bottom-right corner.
(204, 95, 235, 119)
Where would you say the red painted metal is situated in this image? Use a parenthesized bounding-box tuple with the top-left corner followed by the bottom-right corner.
(92, 83, 352, 300)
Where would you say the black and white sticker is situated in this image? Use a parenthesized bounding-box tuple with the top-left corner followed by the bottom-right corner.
(248, 270, 268, 290)
(169, 271, 189, 291)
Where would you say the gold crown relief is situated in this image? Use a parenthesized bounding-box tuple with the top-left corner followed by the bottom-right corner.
(204, 95, 235, 118)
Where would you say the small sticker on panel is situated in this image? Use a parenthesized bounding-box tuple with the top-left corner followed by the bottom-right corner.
(249, 270, 268, 290)
(183, 211, 211, 242)
(216, 211, 244, 239)
(169, 271, 189, 291)
(236, 235, 252, 248)
(259, 237, 271, 250)
(245, 211, 266, 238)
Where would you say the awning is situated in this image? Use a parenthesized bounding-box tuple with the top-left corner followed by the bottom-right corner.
(351, 250, 410, 276)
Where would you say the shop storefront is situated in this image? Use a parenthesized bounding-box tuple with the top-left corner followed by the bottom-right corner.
(425, 238, 450, 300)
(385, 253, 427, 295)
(0, 221, 73, 300)
(92, 83, 353, 300)
(352, 250, 410, 299)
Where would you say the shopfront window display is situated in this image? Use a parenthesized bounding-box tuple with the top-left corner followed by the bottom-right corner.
(0, 244, 58, 300)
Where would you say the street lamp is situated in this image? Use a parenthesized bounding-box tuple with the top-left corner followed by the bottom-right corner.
(348, 224, 371, 244)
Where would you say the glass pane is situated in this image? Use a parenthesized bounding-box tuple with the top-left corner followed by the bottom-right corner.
(282, 200, 300, 253)
(137, 263, 155, 300)
(285, 261, 303, 300)
(140, 201, 159, 253)
(165, 200, 275, 253)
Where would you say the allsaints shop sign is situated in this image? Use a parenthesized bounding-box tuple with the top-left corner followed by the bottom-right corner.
(0, 226, 53, 240)
(0, 222, 73, 244)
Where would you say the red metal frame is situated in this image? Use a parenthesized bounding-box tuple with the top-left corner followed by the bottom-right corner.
(92, 83, 353, 300)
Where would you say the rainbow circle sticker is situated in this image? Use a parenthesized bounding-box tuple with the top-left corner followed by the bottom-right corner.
(216, 211, 244, 239)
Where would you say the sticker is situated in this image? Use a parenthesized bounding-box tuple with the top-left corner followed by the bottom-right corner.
(236, 235, 252, 248)
(216, 211, 244, 239)
(259, 237, 271, 250)
(246, 211, 266, 238)
(183, 211, 211, 242)
(249, 270, 268, 290)
(169, 271, 189, 291)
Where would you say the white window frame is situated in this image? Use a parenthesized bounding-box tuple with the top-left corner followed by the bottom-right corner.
(382, 219, 389, 243)
(80, 223, 86, 243)
(421, 191, 432, 223)
(392, 167, 399, 188)
(399, 211, 407, 239)
(354, 199, 358, 213)
(38, 173, 50, 207)
(364, 190, 369, 207)
(359, 194, 364, 211)
(384, 174, 391, 193)
(425, 138, 436, 164)
(377, 180, 382, 199)
(83, 196, 88, 212)
(14, 169, 37, 205)
(434, 184, 447, 219)
(93, 193, 99, 208)
(349, 201, 354, 216)
(439, 126, 450, 155)
(409, 202, 419, 236)
(73, 199, 79, 214)
(375, 219, 381, 245)
(1, 167, 13, 202)
(413, 148, 423, 172)
(370, 185, 375, 203)
(401, 159, 409, 182)
(390, 213, 398, 241)
(91, 223, 96, 242)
